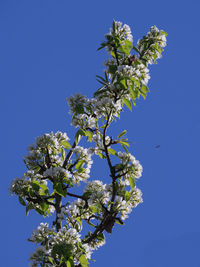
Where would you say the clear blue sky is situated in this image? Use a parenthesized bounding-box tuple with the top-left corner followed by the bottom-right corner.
(1, 0, 200, 266)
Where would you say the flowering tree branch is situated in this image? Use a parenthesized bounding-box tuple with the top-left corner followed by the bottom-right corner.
(10, 20, 167, 267)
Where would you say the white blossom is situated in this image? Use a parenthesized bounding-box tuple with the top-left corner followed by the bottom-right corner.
(84, 180, 111, 206)
(118, 151, 143, 179)
(43, 166, 72, 180)
(106, 20, 133, 43)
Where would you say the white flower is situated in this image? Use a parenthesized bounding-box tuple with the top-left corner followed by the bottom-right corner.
(118, 151, 143, 179)
(43, 167, 72, 179)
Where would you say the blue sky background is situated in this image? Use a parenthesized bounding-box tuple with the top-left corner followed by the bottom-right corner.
(1, 0, 200, 266)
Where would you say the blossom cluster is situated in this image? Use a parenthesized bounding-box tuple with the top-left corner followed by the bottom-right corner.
(117, 151, 143, 180)
(105, 21, 133, 48)
(24, 131, 70, 169)
(10, 132, 94, 217)
(137, 25, 167, 65)
(84, 180, 112, 206)
(29, 224, 85, 267)
(71, 146, 94, 184)
(10, 20, 167, 267)
(114, 187, 143, 220)
(68, 93, 123, 130)
(117, 63, 150, 86)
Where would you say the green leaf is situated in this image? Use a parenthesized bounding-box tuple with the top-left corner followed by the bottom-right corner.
(31, 181, 40, 192)
(116, 220, 124, 225)
(35, 207, 45, 215)
(160, 30, 168, 36)
(26, 202, 34, 216)
(110, 51, 116, 58)
(19, 196, 26, 206)
(75, 129, 85, 144)
(52, 243, 73, 259)
(66, 261, 72, 267)
(40, 201, 49, 212)
(87, 221, 96, 227)
(79, 254, 89, 267)
(96, 75, 106, 82)
(108, 64, 117, 74)
(62, 141, 71, 149)
(75, 159, 85, 170)
(108, 148, 117, 156)
(96, 233, 105, 241)
(94, 88, 108, 97)
(125, 39, 133, 49)
(75, 217, 83, 231)
(75, 218, 82, 232)
(67, 258, 75, 267)
(112, 20, 116, 32)
(129, 176, 135, 189)
(119, 41, 132, 55)
(83, 191, 91, 199)
(48, 257, 54, 265)
(53, 182, 66, 197)
(97, 42, 106, 51)
(39, 183, 49, 195)
(125, 190, 131, 201)
(114, 163, 124, 172)
(119, 140, 129, 147)
(119, 78, 128, 90)
(97, 46, 103, 51)
(121, 144, 129, 153)
(97, 152, 105, 159)
(85, 131, 93, 142)
(132, 46, 140, 54)
(89, 206, 98, 213)
(118, 130, 127, 138)
(139, 85, 149, 99)
(96, 79, 106, 85)
(75, 104, 84, 114)
(129, 85, 139, 100)
(114, 36, 122, 47)
(123, 98, 132, 111)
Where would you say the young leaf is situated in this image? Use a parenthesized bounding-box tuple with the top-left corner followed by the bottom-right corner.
(96, 75, 106, 82)
(89, 206, 98, 213)
(108, 148, 117, 156)
(75, 217, 83, 228)
(40, 201, 49, 212)
(39, 183, 49, 195)
(97, 152, 105, 159)
(79, 254, 89, 267)
(48, 257, 54, 265)
(115, 220, 124, 225)
(121, 144, 129, 153)
(53, 183, 66, 197)
(75, 159, 84, 170)
(129, 85, 139, 101)
(123, 98, 132, 111)
(125, 190, 131, 201)
(119, 140, 130, 147)
(96, 233, 105, 241)
(26, 202, 34, 216)
(129, 176, 135, 189)
(31, 181, 40, 192)
(87, 221, 96, 227)
(118, 130, 127, 138)
(75, 129, 85, 144)
(85, 131, 93, 142)
(132, 46, 140, 54)
(62, 141, 71, 149)
(19, 196, 26, 206)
